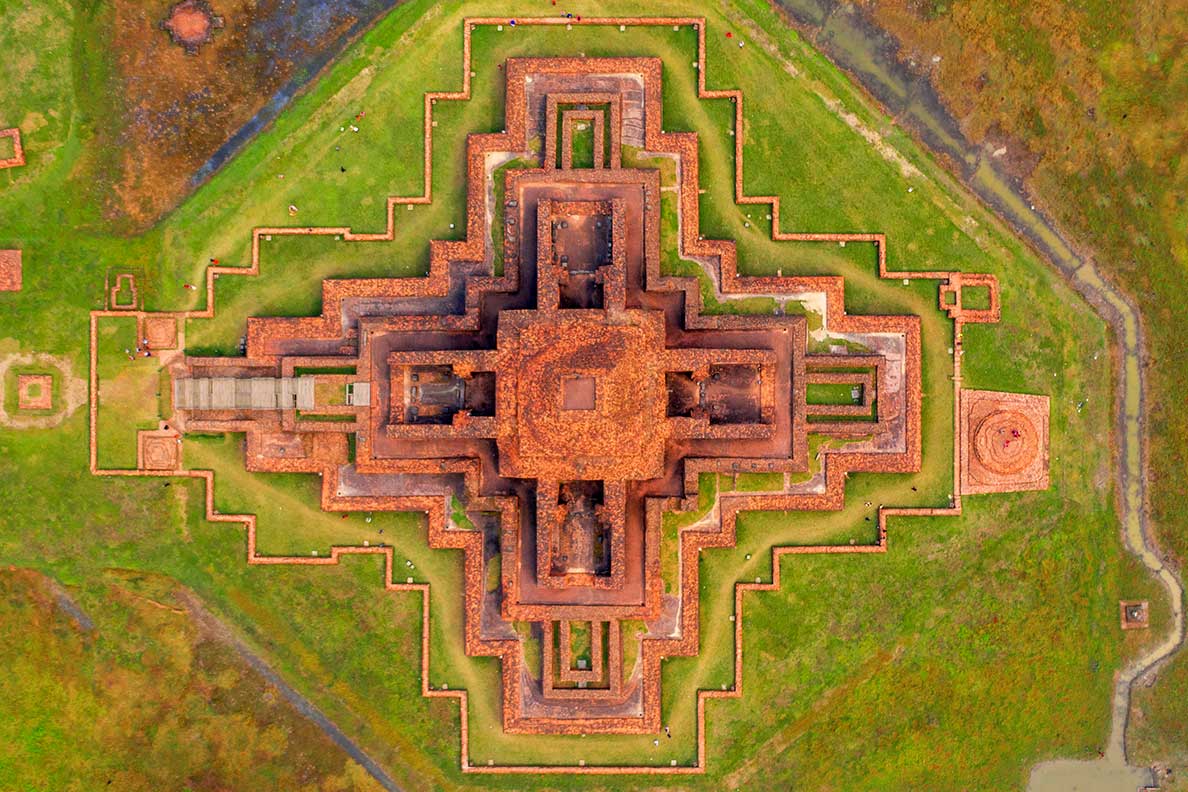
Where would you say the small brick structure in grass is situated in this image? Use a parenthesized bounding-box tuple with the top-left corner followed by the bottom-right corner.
(108, 273, 140, 310)
(0, 128, 24, 170)
(1120, 600, 1149, 630)
(138, 428, 181, 471)
(0, 250, 21, 292)
(17, 374, 52, 411)
(143, 315, 179, 350)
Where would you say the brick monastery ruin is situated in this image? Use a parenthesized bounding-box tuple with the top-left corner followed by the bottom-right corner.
(89, 18, 1050, 772)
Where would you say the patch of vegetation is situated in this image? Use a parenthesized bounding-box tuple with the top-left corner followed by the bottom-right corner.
(961, 284, 993, 311)
(0, 567, 386, 791)
(95, 316, 165, 468)
(490, 156, 537, 277)
(805, 381, 862, 406)
(733, 472, 785, 492)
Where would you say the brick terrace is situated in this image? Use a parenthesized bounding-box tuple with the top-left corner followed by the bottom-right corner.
(89, 17, 1039, 775)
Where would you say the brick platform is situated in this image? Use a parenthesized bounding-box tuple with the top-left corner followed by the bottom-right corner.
(143, 315, 178, 350)
(1120, 600, 1149, 630)
(17, 374, 52, 411)
(960, 389, 1050, 494)
(138, 428, 181, 471)
(0, 250, 21, 292)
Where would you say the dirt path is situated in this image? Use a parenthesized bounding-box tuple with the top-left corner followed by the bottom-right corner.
(750, 0, 1185, 779)
(175, 589, 403, 792)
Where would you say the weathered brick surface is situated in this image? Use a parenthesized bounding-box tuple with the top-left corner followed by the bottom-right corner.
(16, 374, 52, 411)
(0, 128, 24, 170)
(87, 16, 1028, 774)
(0, 249, 22, 292)
(959, 389, 1050, 494)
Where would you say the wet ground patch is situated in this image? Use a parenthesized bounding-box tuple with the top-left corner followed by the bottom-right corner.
(94, 0, 403, 231)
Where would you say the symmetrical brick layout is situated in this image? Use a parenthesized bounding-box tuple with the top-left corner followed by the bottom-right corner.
(0, 127, 24, 170)
(88, 18, 1044, 774)
(1120, 600, 1150, 630)
(143, 315, 179, 350)
(17, 374, 52, 411)
(107, 273, 140, 310)
(0, 249, 21, 292)
(959, 389, 1050, 494)
(138, 425, 183, 471)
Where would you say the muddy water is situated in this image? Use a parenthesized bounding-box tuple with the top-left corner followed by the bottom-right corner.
(191, 0, 405, 186)
(770, 0, 1182, 782)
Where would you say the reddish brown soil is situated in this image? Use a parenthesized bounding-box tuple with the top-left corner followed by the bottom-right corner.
(93, 0, 361, 231)
(973, 409, 1038, 476)
(143, 315, 179, 349)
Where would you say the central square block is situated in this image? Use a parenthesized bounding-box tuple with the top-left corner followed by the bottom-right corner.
(496, 308, 670, 480)
(561, 376, 596, 411)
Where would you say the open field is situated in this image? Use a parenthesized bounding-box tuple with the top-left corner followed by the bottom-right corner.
(767, 0, 1188, 780)
(0, 567, 387, 791)
(0, 0, 1173, 787)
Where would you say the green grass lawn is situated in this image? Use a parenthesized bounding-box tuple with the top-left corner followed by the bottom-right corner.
(0, 0, 1168, 788)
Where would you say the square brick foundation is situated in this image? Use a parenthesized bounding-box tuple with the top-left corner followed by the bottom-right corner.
(1120, 600, 1149, 630)
(138, 430, 181, 471)
(144, 315, 179, 350)
(17, 374, 52, 411)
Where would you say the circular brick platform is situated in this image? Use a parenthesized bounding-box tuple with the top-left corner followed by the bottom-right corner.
(972, 409, 1039, 476)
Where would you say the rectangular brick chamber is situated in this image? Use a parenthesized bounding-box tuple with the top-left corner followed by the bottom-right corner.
(0, 250, 22, 292)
